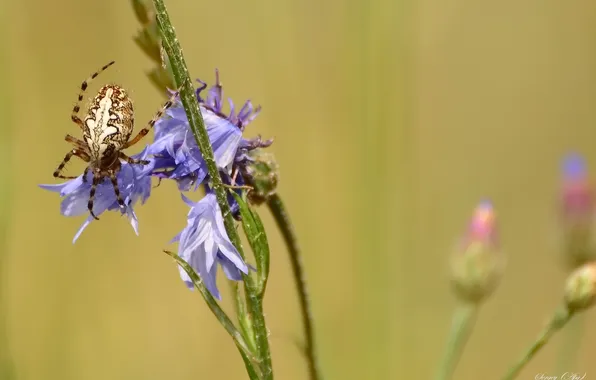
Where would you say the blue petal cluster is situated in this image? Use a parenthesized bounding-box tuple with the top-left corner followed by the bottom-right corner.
(40, 148, 154, 243)
(149, 74, 265, 191)
(174, 193, 249, 299)
(41, 70, 271, 299)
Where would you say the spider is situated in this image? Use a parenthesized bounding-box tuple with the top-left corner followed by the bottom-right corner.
(53, 61, 178, 220)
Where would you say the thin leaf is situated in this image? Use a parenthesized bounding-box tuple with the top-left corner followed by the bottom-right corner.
(133, 32, 155, 61)
(233, 193, 271, 298)
(239, 349, 261, 380)
(236, 282, 258, 353)
(163, 249, 260, 377)
(131, 0, 151, 25)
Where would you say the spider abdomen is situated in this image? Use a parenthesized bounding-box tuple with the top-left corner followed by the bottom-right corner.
(83, 84, 134, 160)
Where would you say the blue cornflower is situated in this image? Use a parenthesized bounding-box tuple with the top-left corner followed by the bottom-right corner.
(172, 192, 249, 299)
(40, 147, 155, 243)
(149, 70, 271, 191)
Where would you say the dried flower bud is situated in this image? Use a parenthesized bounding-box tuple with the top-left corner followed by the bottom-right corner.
(564, 261, 596, 312)
(450, 201, 504, 304)
(241, 149, 279, 205)
(560, 154, 596, 269)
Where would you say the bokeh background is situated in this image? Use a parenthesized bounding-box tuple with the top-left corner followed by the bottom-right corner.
(2, 0, 596, 379)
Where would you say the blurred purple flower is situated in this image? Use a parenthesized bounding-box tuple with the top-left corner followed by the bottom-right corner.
(172, 192, 249, 300)
(560, 153, 596, 267)
(561, 153, 594, 223)
(149, 70, 271, 192)
(39, 147, 155, 243)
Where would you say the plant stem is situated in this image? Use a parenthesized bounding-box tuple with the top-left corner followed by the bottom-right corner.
(501, 307, 574, 380)
(267, 194, 321, 380)
(129, 0, 250, 353)
(435, 304, 478, 380)
(555, 311, 584, 373)
(152, 1, 273, 378)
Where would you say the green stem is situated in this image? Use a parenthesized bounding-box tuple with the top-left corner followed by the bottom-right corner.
(267, 194, 322, 380)
(435, 304, 478, 380)
(152, 1, 272, 378)
(129, 0, 250, 354)
(501, 307, 574, 380)
(555, 311, 584, 373)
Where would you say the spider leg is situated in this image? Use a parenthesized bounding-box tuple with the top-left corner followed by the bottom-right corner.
(88, 170, 101, 220)
(82, 166, 91, 183)
(123, 87, 181, 148)
(65, 134, 87, 150)
(61, 135, 92, 182)
(108, 170, 126, 210)
(53, 149, 90, 179)
(71, 61, 116, 130)
(119, 151, 149, 166)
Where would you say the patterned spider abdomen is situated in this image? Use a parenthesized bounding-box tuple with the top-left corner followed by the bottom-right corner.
(83, 84, 134, 161)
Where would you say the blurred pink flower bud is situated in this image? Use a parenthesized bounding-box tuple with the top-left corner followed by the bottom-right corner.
(451, 201, 504, 304)
(465, 200, 498, 247)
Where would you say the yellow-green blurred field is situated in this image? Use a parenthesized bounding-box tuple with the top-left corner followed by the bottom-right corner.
(2, 0, 596, 379)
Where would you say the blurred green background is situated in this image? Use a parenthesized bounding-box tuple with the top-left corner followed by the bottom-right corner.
(2, 0, 596, 379)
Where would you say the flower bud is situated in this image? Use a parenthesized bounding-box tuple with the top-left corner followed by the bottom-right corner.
(241, 149, 279, 205)
(450, 201, 504, 304)
(564, 261, 596, 312)
(560, 154, 596, 269)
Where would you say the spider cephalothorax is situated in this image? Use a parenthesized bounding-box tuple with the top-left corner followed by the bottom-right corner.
(53, 61, 178, 220)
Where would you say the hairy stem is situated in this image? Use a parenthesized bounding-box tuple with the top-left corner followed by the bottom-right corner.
(501, 307, 573, 380)
(128, 0, 250, 356)
(267, 194, 321, 380)
(152, 1, 273, 378)
(435, 304, 477, 380)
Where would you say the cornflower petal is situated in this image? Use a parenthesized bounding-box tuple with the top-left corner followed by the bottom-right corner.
(173, 192, 248, 300)
(147, 71, 263, 191)
(40, 147, 154, 243)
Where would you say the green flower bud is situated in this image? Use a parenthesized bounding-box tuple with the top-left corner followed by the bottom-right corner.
(241, 149, 279, 205)
(564, 262, 596, 312)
